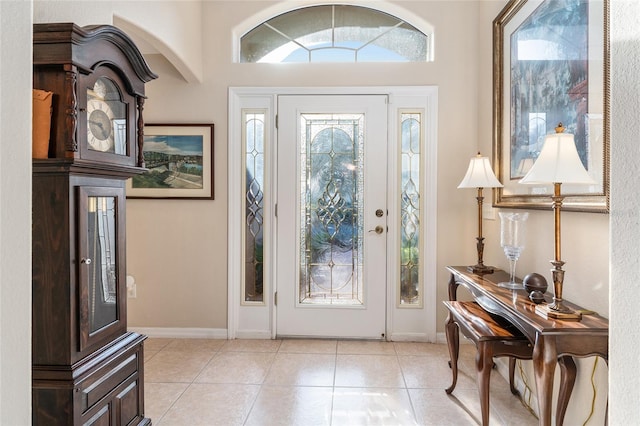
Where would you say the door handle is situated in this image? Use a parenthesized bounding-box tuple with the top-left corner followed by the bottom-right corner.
(368, 226, 384, 234)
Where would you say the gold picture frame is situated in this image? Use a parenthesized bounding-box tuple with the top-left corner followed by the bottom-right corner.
(492, 0, 610, 213)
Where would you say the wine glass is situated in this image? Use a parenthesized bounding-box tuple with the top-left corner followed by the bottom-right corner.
(498, 212, 529, 289)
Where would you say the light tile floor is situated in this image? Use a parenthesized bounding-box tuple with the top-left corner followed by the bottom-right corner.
(143, 338, 538, 425)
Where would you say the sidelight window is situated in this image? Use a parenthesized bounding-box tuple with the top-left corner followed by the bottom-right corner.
(243, 111, 266, 304)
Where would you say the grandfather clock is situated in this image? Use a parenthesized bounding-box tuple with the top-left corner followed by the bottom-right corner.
(32, 23, 157, 425)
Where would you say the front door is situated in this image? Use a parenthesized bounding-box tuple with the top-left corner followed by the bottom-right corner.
(276, 95, 388, 339)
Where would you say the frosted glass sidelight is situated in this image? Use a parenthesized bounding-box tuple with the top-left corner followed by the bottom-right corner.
(299, 114, 364, 305)
(400, 113, 422, 306)
(244, 112, 265, 303)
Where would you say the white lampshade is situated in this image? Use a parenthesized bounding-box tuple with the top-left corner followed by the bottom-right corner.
(520, 131, 596, 185)
(458, 154, 503, 189)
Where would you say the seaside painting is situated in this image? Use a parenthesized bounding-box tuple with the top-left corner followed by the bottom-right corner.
(126, 124, 214, 199)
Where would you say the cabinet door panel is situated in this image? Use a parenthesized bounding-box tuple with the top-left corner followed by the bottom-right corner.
(83, 404, 111, 426)
(117, 381, 141, 426)
(77, 186, 127, 353)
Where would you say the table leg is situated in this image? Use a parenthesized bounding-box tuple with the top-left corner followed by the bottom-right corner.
(509, 357, 518, 395)
(556, 356, 577, 426)
(445, 312, 460, 394)
(533, 335, 557, 426)
(448, 273, 459, 301)
(476, 341, 494, 426)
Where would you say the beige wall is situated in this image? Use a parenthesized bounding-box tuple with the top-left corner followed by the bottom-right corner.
(34, 1, 204, 83)
(128, 0, 610, 336)
(127, 3, 610, 421)
(476, 2, 608, 423)
(476, 0, 610, 317)
(127, 0, 484, 330)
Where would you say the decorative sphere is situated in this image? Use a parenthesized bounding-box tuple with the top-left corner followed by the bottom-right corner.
(523, 273, 548, 294)
(529, 290, 545, 304)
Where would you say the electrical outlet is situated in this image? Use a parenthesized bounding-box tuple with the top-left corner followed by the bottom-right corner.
(126, 275, 137, 298)
(127, 283, 137, 298)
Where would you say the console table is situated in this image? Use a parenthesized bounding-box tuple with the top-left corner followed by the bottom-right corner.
(446, 266, 608, 426)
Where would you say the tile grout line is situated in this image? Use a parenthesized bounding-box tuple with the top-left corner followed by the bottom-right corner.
(243, 340, 286, 425)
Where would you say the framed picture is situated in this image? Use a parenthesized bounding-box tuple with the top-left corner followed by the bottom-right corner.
(126, 123, 214, 199)
(492, 0, 609, 212)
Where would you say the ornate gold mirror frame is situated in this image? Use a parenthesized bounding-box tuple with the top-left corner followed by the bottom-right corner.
(492, 0, 610, 213)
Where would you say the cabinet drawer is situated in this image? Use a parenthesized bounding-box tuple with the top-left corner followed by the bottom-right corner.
(81, 350, 139, 412)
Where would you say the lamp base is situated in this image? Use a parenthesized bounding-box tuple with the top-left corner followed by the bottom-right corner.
(535, 303, 582, 321)
(467, 264, 495, 275)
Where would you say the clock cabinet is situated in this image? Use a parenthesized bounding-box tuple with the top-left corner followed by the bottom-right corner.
(32, 23, 157, 425)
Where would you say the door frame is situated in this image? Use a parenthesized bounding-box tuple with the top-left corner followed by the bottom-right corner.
(228, 86, 438, 341)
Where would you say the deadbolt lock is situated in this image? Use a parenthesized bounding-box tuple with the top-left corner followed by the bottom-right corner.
(375, 209, 384, 217)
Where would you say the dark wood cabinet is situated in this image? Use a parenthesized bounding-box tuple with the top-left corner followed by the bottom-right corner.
(32, 23, 157, 425)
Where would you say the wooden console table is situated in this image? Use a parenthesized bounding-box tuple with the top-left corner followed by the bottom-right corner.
(446, 266, 608, 426)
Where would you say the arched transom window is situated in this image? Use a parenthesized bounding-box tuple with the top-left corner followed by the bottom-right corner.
(240, 5, 430, 63)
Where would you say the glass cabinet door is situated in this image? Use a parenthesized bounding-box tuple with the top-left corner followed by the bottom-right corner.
(78, 186, 126, 351)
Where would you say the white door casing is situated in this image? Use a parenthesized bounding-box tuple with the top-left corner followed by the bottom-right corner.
(228, 87, 438, 342)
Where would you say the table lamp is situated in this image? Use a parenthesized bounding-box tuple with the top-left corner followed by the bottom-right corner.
(458, 153, 503, 274)
(519, 123, 596, 320)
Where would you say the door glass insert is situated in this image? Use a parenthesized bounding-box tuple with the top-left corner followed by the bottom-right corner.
(400, 112, 422, 306)
(299, 114, 364, 305)
(87, 196, 118, 332)
(244, 111, 265, 304)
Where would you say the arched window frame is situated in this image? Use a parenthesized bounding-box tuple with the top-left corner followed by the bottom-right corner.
(233, 3, 435, 63)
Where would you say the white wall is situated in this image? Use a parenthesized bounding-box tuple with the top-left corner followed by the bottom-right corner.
(0, 1, 33, 424)
(609, 0, 640, 424)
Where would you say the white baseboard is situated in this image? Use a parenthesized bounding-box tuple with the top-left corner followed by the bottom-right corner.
(388, 332, 431, 342)
(128, 328, 474, 347)
(128, 327, 228, 339)
(235, 329, 273, 339)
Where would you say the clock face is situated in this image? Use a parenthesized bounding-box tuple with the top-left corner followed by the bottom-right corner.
(87, 99, 115, 152)
(86, 77, 127, 154)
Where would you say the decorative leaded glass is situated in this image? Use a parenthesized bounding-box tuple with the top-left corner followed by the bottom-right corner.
(241, 5, 429, 63)
(400, 113, 421, 305)
(299, 114, 364, 305)
(244, 112, 265, 303)
(87, 196, 117, 332)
